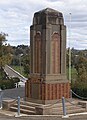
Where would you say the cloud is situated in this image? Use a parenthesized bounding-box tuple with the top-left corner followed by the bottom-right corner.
(0, 0, 87, 49)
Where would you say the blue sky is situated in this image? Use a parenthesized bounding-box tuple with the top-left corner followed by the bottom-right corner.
(0, 0, 87, 49)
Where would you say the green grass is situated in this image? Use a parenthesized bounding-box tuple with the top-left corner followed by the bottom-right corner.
(67, 67, 77, 82)
(71, 67, 77, 80)
(11, 65, 28, 77)
(12, 65, 23, 73)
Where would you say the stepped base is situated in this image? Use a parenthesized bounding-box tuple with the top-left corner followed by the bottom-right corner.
(3, 99, 86, 115)
(35, 99, 86, 115)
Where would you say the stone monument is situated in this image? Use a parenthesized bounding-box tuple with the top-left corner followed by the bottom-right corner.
(25, 8, 70, 104)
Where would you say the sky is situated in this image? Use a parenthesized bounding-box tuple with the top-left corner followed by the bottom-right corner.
(0, 0, 87, 49)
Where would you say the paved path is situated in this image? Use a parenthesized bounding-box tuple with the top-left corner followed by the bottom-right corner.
(0, 110, 87, 120)
(0, 113, 87, 120)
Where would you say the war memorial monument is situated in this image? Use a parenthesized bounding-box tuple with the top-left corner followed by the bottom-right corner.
(25, 8, 70, 104)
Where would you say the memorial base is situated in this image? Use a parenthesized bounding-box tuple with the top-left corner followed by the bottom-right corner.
(25, 79, 70, 104)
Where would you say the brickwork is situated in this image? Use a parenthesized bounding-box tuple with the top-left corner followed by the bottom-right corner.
(25, 79, 70, 100)
(43, 82, 70, 100)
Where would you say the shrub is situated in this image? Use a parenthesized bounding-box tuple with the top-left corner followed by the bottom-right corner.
(72, 81, 87, 98)
(0, 77, 20, 90)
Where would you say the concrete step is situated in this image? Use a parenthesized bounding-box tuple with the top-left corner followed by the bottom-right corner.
(9, 100, 86, 115)
(20, 100, 42, 107)
(10, 106, 35, 115)
(66, 105, 83, 110)
(9, 100, 37, 115)
(67, 108, 85, 114)
(51, 101, 78, 108)
(53, 105, 83, 111)
(52, 108, 85, 115)
(13, 104, 35, 111)
(52, 103, 86, 115)
(51, 100, 86, 115)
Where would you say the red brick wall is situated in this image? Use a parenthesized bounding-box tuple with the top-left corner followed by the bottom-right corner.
(41, 82, 70, 100)
(25, 79, 70, 100)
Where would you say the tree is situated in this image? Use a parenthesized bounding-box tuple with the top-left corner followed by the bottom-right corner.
(75, 55, 87, 83)
(22, 54, 30, 77)
(0, 32, 12, 79)
(0, 32, 7, 46)
(72, 52, 87, 97)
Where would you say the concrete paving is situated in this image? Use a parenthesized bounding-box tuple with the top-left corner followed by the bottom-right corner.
(0, 109, 87, 120)
(0, 114, 87, 120)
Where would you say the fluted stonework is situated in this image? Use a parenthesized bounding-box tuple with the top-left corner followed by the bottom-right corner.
(25, 8, 70, 104)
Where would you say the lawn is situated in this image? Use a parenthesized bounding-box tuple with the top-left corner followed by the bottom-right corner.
(67, 67, 77, 82)
(11, 65, 27, 77)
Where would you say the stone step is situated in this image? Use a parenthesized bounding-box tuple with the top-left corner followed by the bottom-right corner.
(52, 109, 85, 115)
(52, 105, 85, 115)
(66, 105, 83, 110)
(20, 100, 42, 107)
(67, 108, 85, 114)
(9, 100, 37, 115)
(13, 104, 35, 111)
(20, 100, 78, 108)
(50, 101, 78, 108)
(52, 100, 86, 115)
(52, 103, 84, 111)
(10, 106, 35, 115)
(53, 105, 84, 112)
(10, 100, 86, 115)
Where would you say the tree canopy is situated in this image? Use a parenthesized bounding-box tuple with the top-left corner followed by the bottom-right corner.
(0, 32, 12, 68)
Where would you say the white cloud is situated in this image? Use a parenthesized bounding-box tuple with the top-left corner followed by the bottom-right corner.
(0, 0, 87, 49)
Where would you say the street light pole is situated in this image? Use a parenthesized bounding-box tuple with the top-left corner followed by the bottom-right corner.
(19, 54, 23, 75)
(69, 13, 72, 83)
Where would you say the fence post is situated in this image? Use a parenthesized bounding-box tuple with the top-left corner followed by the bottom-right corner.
(70, 89, 72, 101)
(86, 103, 87, 110)
(0, 93, 3, 109)
(62, 97, 69, 118)
(62, 97, 66, 116)
(18, 96, 20, 116)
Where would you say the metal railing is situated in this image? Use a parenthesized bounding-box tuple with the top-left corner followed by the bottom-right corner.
(71, 89, 87, 100)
